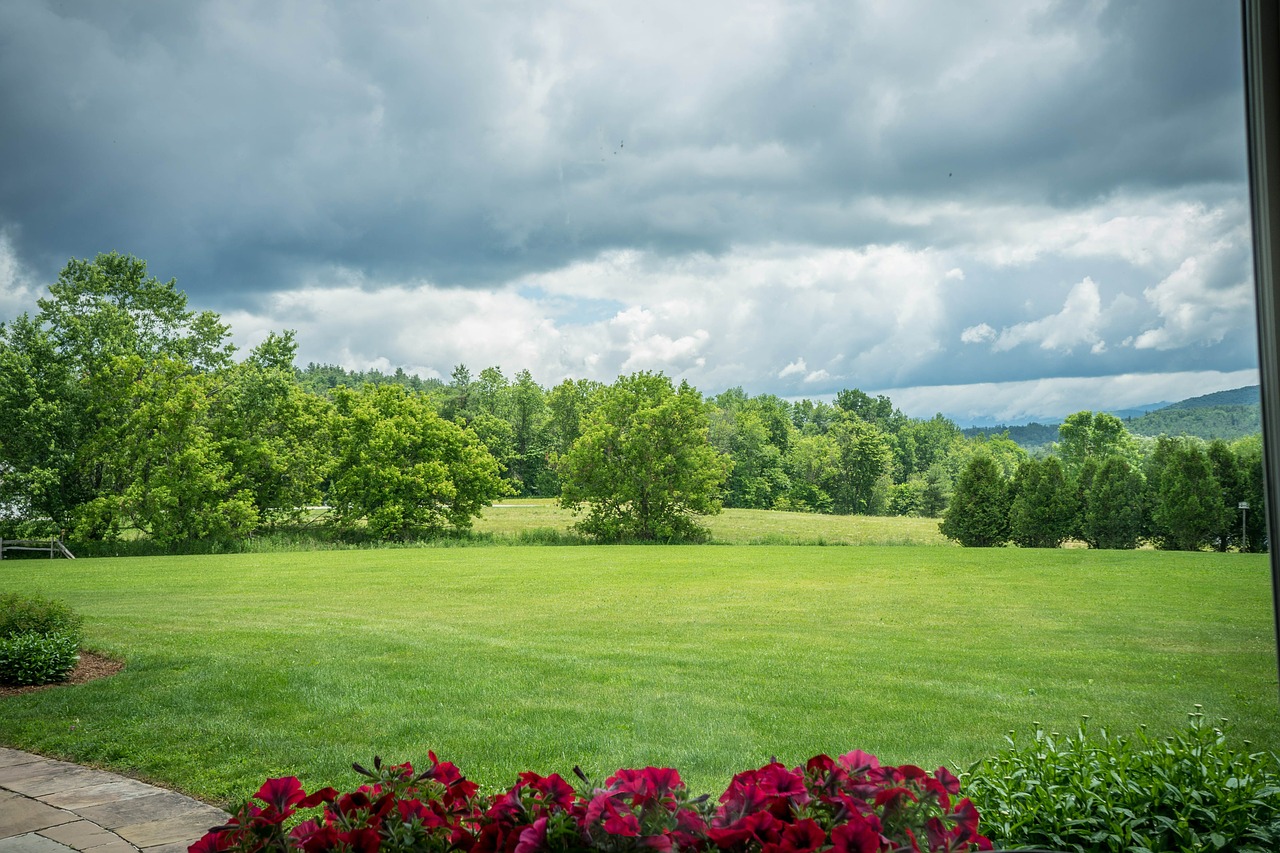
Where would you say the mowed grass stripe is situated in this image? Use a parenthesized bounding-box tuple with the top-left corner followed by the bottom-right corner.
(0, 546, 1274, 808)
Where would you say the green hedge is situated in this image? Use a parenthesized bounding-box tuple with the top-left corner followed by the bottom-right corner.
(0, 592, 83, 685)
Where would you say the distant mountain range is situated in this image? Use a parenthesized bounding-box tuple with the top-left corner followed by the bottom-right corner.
(961, 385, 1262, 448)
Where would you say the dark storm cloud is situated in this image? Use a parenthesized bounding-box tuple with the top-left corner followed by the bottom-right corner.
(0, 1, 1246, 303)
(0, 0, 1259, 418)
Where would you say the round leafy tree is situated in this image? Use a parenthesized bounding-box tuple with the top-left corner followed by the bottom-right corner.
(556, 372, 731, 541)
(328, 384, 508, 540)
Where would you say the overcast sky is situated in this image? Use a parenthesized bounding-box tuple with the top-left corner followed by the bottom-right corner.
(0, 0, 1259, 424)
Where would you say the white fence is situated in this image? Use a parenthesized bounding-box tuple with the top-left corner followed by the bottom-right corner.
(0, 538, 75, 559)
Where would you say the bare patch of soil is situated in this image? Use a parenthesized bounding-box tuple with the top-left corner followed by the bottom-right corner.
(0, 650, 124, 697)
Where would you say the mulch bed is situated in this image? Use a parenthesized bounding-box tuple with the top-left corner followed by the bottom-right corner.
(0, 650, 125, 698)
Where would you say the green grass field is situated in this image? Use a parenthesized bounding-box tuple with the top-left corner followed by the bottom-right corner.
(0, 546, 1275, 811)
(476, 500, 952, 545)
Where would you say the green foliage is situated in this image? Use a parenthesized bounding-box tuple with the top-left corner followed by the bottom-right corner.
(0, 591, 83, 641)
(965, 712, 1280, 853)
(1057, 411, 1140, 478)
(1080, 457, 1146, 549)
(557, 372, 731, 541)
(962, 421, 1060, 452)
(710, 399, 789, 509)
(827, 413, 893, 514)
(952, 433, 1027, 480)
(940, 454, 1010, 546)
(1148, 438, 1226, 551)
(895, 414, 963, 481)
(1008, 456, 1075, 548)
(0, 592, 83, 686)
(0, 631, 80, 686)
(328, 384, 509, 539)
(214, 333, 333, 527)
(1231, 435, 1267, 552)
(780, 433, 839, 513)
(75, 354, 257, 544)
(1127, 403, 1261, 442)
(919, 462, 953, 517)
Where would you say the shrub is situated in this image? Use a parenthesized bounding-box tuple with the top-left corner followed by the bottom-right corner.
(192, 751, 991, 853)
(0, 592, 83, 685)
(0, 631, 80, 685)
(963, 710, 1280, 853)
(0, 591, 83, 640)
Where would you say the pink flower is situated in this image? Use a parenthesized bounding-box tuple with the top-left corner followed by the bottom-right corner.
(514, 817, 548, 853)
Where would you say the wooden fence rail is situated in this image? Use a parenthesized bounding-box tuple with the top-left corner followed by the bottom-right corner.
(0, 538, 75, 560)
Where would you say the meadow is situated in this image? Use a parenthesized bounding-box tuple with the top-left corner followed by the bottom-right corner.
(0, 544, 1275, 811)
(475, 499, 952, 545)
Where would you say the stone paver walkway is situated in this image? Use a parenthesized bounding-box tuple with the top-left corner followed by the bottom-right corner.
(0, 748, 227, 853)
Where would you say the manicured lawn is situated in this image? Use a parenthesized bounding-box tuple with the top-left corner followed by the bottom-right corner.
(0, 546, 1275, 811)
(476, 500, 952, 545)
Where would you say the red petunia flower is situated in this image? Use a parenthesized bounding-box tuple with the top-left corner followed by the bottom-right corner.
(187, 831, 234, 853)
(514, 816, 548, 853)
(829, 818, 885, 853)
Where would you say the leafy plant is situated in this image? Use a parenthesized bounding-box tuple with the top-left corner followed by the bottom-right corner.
(0, 631, 79, 685)
(963, 710, 1280, 852)
(0, 591, 82, 642)
(192, 751, 991, 853)
(0, 592, 83, 685)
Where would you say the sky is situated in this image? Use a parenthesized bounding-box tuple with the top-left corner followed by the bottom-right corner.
(0, 0, 1260, 425)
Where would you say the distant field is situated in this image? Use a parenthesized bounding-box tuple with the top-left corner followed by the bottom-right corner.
(475, 499, 952, 546)
(1, 546, 1273, 811)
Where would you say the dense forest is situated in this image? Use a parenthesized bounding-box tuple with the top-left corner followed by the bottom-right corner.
(0, 255, 1266, 551)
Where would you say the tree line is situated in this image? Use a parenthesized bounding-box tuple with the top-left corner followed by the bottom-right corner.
(941, 411, 1266, 551)
(0, 254, 1266, 549)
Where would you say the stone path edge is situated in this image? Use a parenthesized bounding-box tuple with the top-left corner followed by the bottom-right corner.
(0, 746, 228, 853)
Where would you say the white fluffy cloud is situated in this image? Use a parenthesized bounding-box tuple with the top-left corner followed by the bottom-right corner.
(224, 243, 956, 393)
(989, 277, 1104, 354)
(880, 368, 1261, 424)
(1134, 254, 1254, 350)
(960, 323, 996, 344)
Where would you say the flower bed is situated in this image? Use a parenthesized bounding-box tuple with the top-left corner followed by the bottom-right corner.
(191, 750, 990, 853)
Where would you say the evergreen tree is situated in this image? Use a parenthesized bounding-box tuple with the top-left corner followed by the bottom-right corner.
(1081, 457, 1145, 549)
(940, 454, 1011, 547)
(1149, 440, 1225, 551)
(1009, 457, 1075, 548)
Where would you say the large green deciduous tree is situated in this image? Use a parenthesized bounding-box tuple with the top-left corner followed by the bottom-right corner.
(211, 331, 333, 527)
(0, 253, 235, 535)
(940, 454, 1011, 547)
(556, 372, 731, 541)
(827, 413, 893, 515)
(328, 384, 507, 540)
(1055, 411, 1139, 479)
(74, 354, 256, 544)
(710, 403, 788, 509)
